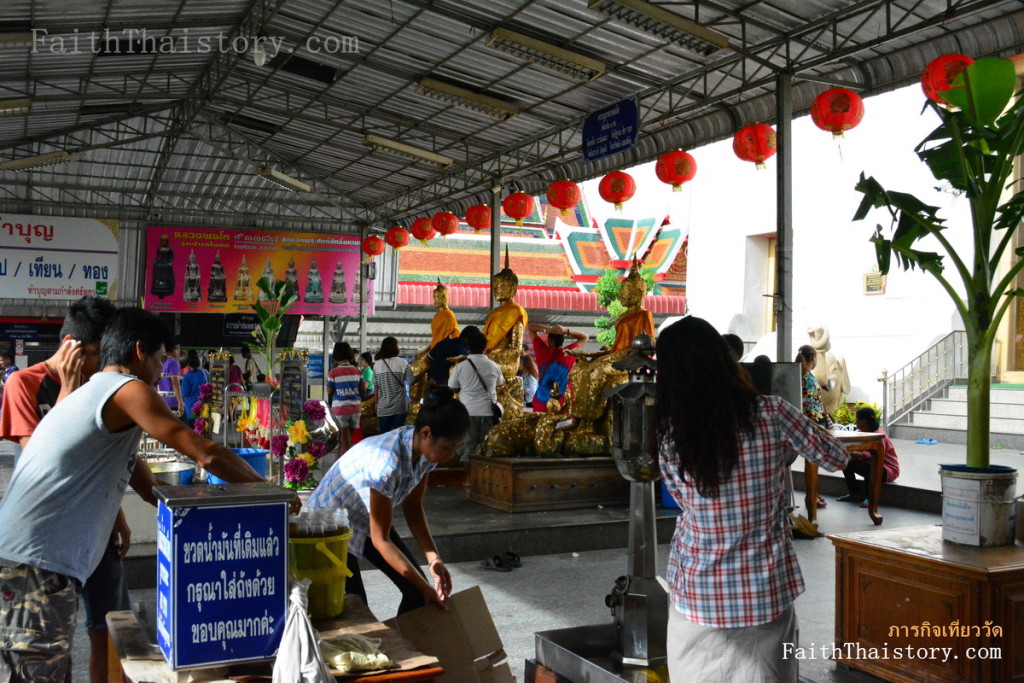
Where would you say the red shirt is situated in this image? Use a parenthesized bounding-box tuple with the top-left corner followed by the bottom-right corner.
(530, 336, 580, 412)
(0, 362, 61, 443)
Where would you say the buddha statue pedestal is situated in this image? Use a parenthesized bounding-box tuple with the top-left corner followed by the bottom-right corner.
(468, 456, 629, 512)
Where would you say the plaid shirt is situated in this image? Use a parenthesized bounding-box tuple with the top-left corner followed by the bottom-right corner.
(307, 426, 434, 557)
(659, 395, 849, 628)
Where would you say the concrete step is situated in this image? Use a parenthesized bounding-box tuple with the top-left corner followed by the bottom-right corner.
(945, 386, 1024, 403)
(927, 398, 1024, 418)
(889, 422, 1024, 449)
(908, 411, 1024, 434)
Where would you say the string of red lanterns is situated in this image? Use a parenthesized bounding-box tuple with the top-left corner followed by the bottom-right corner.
(733, 122, 777, 169)
(921, 53, 974, 107)
(502, 192, 534, 226)
(810, 88, 865, 137)
(360, 234, 385, 262)
(384, 226, 410, 250)
(432, 211, 460, 238)
(546, 179, 581, 216)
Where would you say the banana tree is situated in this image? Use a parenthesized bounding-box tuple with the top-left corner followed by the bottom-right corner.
(854, 57, 1024, 469)
(251, 276, 299, 386)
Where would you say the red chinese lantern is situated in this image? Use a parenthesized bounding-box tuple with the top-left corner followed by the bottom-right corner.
(361, 235, 385, 262)
(465, 204, 491, 233)
(655, 150, 697, 191)
(810, 88, 865, 137)
(410, 217, 435, 245)
(502, 192, 534, 226)
(384, 226, 410, 250)
(733, 123, 777, 169)
(598, 170, 636, 210)
(921, 53, 974, 106)
(432, 211, 459, 237)
(546, 179, 581, 217)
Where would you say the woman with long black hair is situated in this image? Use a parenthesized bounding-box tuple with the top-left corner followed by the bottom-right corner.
(657, 317, 849, 681)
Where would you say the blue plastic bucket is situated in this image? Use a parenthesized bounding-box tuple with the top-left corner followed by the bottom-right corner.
(659, 480, 680, 510)
(207, 448, 269, 484)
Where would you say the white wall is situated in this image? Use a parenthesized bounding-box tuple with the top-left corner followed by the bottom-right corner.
(587, 84, 974, 404)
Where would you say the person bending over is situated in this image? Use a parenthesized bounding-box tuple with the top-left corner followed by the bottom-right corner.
(837, 407, 900, 506)
(307, 388, 469, 616)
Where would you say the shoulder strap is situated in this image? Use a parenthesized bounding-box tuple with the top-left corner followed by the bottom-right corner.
(382, 358, 403, 384)
(465, 358, 488, 385)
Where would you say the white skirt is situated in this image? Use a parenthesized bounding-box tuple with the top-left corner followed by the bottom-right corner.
(667, 603, 798, 682)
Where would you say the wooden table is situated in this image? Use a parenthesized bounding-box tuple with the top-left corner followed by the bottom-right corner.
(107, 595, 443, 682)
(830, 526, 1024, 682)
(805, 430, 886, 526)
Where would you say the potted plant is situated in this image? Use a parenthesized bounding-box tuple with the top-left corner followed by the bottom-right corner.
(252, 276, 299, 388)
(853, 56, 1021, 545)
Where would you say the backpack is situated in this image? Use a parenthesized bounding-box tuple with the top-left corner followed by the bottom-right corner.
(534, 358, 571, 404)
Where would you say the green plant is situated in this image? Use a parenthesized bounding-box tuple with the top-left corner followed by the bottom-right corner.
(593, 268, 657, 348)
(853, 57, 1023, 469)
(252, 277, 299, 386)
(833, 399, 882, 426)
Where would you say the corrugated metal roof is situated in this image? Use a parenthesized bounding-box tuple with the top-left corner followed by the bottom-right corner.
(0, 0, 1022, 227)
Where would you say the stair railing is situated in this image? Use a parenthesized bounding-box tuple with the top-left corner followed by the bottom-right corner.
(881, 330, 968, 428)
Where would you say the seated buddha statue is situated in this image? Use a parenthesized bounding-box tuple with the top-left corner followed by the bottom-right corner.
(305, 259, 324, 303)
(482, 249, 528, 421)
(259, 258, 275, 300)
(562, 258, 655, 454)
(284, 258, 300, 300)
(207, 251, 228, 302)
(233, 255, 252, 302)
(409, 280, 461, 418)
(183, 250, 201, 302)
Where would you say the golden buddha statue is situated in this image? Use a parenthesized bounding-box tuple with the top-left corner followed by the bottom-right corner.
(483, 249, 528, 420)
(482, 259, 654, 458)
(409, 280, 461, 416)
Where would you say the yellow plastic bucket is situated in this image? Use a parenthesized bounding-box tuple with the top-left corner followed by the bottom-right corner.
(288, 529, 354, 620)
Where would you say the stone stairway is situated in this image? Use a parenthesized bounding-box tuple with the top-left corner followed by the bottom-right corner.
(890, 385, 1024, 449)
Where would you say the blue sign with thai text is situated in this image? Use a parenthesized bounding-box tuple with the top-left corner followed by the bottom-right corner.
(582, 97, 639, 162)
(157, 500, 288, 669)
(307, 354, 324, 379)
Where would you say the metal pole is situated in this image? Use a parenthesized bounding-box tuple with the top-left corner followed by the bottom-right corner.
(490, 182, 502, 303)
(358, 221, 369, 356)
(775, 71, 793, 362)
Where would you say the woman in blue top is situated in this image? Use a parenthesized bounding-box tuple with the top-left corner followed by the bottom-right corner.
(308, 387, 469, 615)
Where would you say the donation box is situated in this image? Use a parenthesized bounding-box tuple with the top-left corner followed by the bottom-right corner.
(155, 483, 292, 670)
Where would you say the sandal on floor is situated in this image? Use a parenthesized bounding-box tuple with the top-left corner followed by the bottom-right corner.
(481, 555, 512, 572)
(503, 551, 522, 568)
(816, 495, 828, 509)
(859, 499, 870, 508)
(836, 494, 861, 503)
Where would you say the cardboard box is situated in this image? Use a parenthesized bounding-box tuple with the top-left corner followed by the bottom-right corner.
(385, 586, 514, 683)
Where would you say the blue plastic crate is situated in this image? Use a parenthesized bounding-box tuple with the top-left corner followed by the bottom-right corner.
(207, 448, 269, 484)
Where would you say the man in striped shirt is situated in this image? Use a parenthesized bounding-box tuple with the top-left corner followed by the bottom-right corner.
(327, 342, 364, 454)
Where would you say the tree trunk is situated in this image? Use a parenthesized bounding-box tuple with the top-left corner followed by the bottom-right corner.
(965, 331, 992, 469)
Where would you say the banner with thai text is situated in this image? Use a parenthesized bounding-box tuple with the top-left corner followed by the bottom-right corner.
(143, 226, 373, 315)
(0, 214, 119, 300)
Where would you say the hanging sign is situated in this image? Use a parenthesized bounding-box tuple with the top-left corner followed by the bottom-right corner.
(0, 214, 119, 300)
(583, 97, 639, 162)
(143, 226, 374, 316)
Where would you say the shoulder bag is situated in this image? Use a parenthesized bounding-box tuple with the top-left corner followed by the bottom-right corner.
(466, 358, 503, 421)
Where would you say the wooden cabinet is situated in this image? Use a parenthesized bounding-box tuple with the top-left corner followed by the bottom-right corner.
(468, 456, 629, 512)
(830, 526, 1024, 682)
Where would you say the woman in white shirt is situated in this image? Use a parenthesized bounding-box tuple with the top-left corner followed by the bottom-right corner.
(373, 336, 413, 433)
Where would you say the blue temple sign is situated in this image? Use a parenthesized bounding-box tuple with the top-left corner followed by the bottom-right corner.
(156, 484, 291, 670)
(583, 97, 639, 162)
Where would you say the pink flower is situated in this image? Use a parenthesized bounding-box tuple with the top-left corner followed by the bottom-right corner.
(307, 440, 327, 460)
(270, 434, 289, 457)
(198, 383, 213, 399)
(191, 401, 204, 416)
(303, 401, 326, 422)
(284, 457, 309, 484)
(192, 417, 207, 434)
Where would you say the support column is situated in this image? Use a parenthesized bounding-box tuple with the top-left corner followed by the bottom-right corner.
(358, 221, 369, 355)
(490, 182, 502, 303)
(775, 72, 793, 362)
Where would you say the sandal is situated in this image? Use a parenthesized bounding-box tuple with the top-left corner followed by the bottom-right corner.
(481, 555, 512, 572)
(836, 494, 861, 503)
(816, 496, 828, 509)
(503, 551, 522, 568)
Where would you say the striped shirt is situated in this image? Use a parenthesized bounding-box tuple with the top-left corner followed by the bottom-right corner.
(373, 357, 413, 417)
(328, 364, 363, 416)
(307, 426, 435, 557)
(659, 395, 849, 628)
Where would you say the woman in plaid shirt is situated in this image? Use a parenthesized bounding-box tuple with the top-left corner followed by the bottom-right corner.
(657, 317, 849, 681)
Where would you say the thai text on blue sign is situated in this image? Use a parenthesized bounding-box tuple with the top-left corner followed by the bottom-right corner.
(583, 97, 639, 162)
(307, 354, 324, 379)
(157, 501, 287, 669)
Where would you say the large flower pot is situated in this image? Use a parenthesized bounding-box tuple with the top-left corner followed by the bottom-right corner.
(939, 464, 1017, 547)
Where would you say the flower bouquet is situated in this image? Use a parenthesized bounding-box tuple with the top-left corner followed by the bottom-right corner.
(191, 383, 214, 436)
(274, 400, 338, 490)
